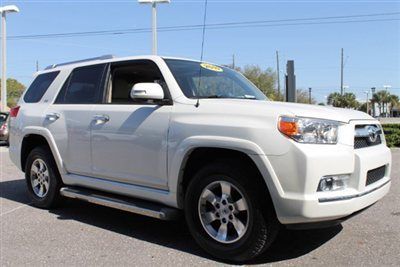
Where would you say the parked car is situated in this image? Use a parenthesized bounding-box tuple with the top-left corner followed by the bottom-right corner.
(0, 112, 9, 145)
(8, 55, 392, 263)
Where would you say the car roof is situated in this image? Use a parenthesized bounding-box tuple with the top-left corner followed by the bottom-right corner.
(37, 55, 221, 75)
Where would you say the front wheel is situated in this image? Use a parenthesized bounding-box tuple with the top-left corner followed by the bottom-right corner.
(184, 161, 279, 263)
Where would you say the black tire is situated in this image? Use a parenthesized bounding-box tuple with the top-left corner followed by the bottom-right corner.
(184, 160, 280, 263)
(25, 146, 63, 209)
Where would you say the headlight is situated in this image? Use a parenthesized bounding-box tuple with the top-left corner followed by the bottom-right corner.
(278, 116, 341, 144)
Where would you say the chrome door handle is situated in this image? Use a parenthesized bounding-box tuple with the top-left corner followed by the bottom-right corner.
(93, 114, 110, 124)
(46, 113, 60, 122)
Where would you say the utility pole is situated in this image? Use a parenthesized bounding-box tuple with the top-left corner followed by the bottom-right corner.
(276, 51, 281, 99)
(232, 54, 235, 69)
(371, 87, 376, 117)
(340, 48, 344, 95)
(308, 87, 312, 104)
(36, 60, 39, 72)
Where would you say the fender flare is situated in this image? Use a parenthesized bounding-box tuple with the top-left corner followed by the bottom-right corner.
(21, 127, 67, 177)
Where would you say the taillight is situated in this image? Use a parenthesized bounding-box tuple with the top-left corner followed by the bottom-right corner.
(10, 106, 20, 117)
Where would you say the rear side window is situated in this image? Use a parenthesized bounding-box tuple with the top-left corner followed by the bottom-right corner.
(23, 71, 60, 103)
(55, 64, 106, 104)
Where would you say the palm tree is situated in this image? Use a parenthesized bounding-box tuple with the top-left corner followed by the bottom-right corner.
(342, 93, 359, 109)
(372, 90, 391, 116)
(327, 92, 342, 107)
(389, 94, 399, 117)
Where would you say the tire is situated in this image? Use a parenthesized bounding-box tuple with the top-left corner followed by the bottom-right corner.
(25, 146, 63, 209)
(184, 160, 280, 263)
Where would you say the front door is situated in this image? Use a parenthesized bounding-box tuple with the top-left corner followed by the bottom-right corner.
(90, 60, 172, 189)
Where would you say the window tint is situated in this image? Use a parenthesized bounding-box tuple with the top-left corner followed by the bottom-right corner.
(23, 71, 60, 103)
(108, 60, 168, 104)
(55, 64, 106, 104)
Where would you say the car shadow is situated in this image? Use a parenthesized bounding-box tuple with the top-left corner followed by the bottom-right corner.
(0, 179, 342, 265)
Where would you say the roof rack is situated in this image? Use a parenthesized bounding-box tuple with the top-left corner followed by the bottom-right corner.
(44, 55, 115, 70)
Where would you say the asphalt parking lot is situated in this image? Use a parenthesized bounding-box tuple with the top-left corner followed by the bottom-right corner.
(0, 146, 399, 266)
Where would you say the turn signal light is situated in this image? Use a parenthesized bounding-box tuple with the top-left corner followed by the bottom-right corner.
(278, 117, 298, 136)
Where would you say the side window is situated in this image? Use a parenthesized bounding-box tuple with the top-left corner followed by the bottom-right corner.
(23, 71, 60, 103)
(108, 60, 168, 104)
(55, 64, 106, 104)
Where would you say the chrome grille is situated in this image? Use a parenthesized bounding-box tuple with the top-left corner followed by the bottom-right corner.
(366, 166, 386, 186)
(354, 124, 382, 149)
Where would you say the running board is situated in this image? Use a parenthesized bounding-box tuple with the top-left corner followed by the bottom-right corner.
(60, 187, 180, 220)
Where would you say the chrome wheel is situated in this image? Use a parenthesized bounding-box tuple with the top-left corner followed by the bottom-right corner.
(30, 159, 50, 198)
(198, 180, 249, 244)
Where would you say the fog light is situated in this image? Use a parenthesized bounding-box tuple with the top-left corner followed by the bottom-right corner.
(318, 175, 350, 192)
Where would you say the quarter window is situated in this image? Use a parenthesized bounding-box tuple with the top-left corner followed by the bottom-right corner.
(55, 64, 106, 104)
(23, 71, 60, 103)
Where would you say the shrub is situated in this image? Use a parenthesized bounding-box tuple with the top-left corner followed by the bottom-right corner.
(382, 124, 400, 148)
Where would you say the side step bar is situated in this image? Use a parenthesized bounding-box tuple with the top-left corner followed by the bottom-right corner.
(60, 187, 180, 220)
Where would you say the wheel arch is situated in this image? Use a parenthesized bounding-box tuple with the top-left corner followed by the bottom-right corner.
(173, 144, 276, 211)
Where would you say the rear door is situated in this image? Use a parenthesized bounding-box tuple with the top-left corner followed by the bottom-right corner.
(46, 64, 108, 176)
(90, 60, 172, 190)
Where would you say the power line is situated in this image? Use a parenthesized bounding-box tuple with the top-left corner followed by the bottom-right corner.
(6, 12, 400, 40)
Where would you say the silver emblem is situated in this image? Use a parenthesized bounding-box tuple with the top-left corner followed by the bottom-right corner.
(366, 125, 379, 143)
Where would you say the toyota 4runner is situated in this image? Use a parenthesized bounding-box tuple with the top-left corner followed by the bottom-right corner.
(8, 55, 392, 262)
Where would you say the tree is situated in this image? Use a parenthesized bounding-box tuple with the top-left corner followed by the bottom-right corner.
(327, 92, 359, 109)
(238, 65, 277, 100)
(327, 92, 343, 107)
(296, 89, 316, 104)
(389, 94, 399, 117)
(372, 90, 392, 116)
(0, 78, 26, 108)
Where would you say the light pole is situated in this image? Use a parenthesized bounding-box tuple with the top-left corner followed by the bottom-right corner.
(371, 87, 376, 117)
(364, 91, 369, 115)
(0, 5, 19, 112)
(138, 0, 170, 55)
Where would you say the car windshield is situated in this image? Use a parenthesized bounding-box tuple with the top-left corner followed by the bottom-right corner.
(164, 59, 267, 100)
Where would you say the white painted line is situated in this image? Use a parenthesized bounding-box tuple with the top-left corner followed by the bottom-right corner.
(0, 202, 32, 217)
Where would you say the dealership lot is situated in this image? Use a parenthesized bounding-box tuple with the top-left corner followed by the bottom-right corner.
(1, 147, 399, 266)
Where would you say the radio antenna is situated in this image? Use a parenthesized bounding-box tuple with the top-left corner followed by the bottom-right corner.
(195, 0, 208, 108)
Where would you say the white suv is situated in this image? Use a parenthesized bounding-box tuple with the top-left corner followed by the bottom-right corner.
(9, 55, 391, 262)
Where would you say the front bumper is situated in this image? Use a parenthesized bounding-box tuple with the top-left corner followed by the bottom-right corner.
(254, 125, 392, 225)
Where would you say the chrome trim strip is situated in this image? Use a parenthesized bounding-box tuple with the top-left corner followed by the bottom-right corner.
(318, 179, 390, 203)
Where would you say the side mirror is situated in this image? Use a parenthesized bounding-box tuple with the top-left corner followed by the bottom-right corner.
(130, 83, 164, 100)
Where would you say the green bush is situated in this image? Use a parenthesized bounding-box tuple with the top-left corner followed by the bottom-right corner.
(382, 124, 400, 148)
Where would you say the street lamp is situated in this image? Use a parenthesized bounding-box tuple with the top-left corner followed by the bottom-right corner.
(138, 0, 170, 55)
(0, 5, 19, 112)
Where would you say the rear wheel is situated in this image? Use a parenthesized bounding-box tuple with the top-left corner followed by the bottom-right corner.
(25, 146, 63, 208)
(185, 161, 279, 263)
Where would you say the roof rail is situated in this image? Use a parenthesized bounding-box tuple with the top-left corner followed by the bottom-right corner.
(44, 55, 115, 70)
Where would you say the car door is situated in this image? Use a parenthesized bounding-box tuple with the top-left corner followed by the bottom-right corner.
(90, 60, 172, 190)
(46, 63, 108, 176)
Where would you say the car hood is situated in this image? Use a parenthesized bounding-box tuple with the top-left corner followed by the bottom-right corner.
(187, 99, 375, 123)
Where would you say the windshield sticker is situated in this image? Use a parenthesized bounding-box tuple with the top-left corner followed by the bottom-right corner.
(200, 63, 223, 72)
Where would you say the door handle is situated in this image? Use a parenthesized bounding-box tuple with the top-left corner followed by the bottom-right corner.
(46, 113, 60, 122)
(93, 114, 110, 124)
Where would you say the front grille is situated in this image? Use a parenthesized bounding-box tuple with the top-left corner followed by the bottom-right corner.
(354, 125, 382, 149)
(366, 166, 386, 186)
(354, 135, 382, 149)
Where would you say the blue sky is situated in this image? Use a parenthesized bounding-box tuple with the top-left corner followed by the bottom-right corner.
(2, 0, 400, 102)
